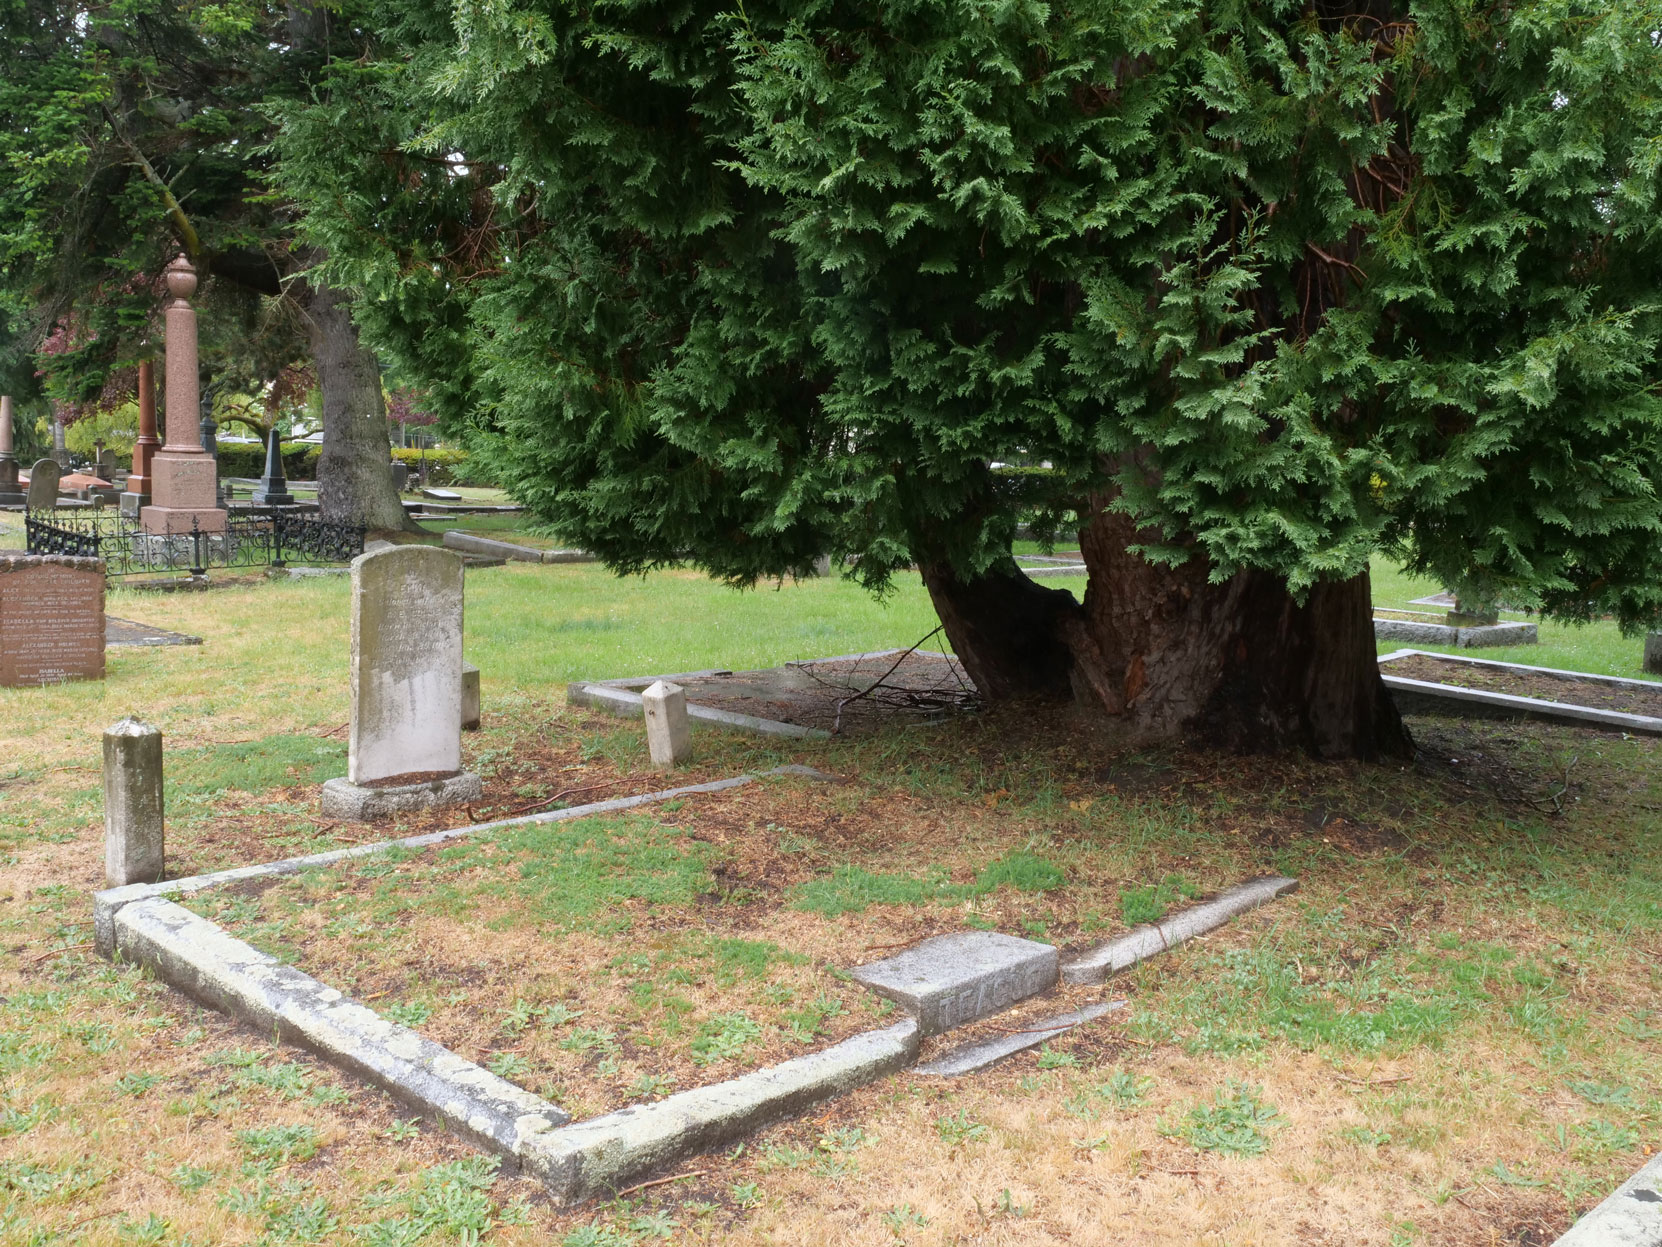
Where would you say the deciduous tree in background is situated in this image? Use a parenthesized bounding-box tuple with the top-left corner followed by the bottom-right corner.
(0, 0, 410, 529)
(278, 0, 1662, 756)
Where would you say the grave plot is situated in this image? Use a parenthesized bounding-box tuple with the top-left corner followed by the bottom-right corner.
(1380, 649, 1662, 735)
(573, 647, 977, 737)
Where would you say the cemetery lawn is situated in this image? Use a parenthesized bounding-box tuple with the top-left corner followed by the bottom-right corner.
(0, 553, 1658, 1245)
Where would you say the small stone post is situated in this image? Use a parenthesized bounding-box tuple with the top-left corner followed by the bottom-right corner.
(461, 661, 481, 731)
(104, 718, 164, 886)
(641, 680, 692, 769)
(0, 395, 23, 505)
(1645, 633, 1662, 677)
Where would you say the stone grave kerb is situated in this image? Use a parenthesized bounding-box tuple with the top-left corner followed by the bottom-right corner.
(347, 544, 466, 785)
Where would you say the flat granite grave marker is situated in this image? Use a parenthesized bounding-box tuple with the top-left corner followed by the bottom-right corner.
(0, 554, 106, 687)
(320, 545, 482, 819)
(24, 458, 59, 511)
(850, 931, 1058, 1036)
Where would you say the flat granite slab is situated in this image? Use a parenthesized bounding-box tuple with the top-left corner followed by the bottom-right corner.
(849, 931, 1058, 1036)
(106, 615, 203, 647)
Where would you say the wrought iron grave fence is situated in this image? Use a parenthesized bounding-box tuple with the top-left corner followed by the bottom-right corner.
(24, 509, 365, 578)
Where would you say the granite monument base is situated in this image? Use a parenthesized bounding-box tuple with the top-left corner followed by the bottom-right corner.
(320, 771, 482, 821)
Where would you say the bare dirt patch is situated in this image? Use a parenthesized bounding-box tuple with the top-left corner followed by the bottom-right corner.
(675, 649, 976, 735)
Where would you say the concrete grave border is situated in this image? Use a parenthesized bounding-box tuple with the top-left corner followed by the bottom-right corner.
(1551, 1151, 1662, 1245)
(1378, 649, 1662, 737)
(95, 758, 1297, 1200)
(571, 648, 977, 742)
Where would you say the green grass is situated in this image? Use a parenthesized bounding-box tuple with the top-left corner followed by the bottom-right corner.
(792, 849, 1068, 916)
(1370, 559, 1652, 678)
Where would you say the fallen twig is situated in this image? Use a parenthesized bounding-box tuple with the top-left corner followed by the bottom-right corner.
(832, 628, 945, 735)
(29, 942, 94, 963)
(1335, 1073, 1411, 1087)
(613, 1170, 706, 1199)
(318, 723, 348, 738)
(494, 781, 619, 820)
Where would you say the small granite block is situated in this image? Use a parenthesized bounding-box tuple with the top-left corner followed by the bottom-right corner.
(849, 931, 1058, 1036)
(320, 772, 483, 821)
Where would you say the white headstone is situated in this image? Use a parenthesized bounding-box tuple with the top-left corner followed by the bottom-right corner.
(347, 545, 466, 784)
(640, 679, 692, 769)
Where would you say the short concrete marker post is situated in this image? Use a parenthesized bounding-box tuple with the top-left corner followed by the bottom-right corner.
(640, 680, 691, 769)
(850, 931, 1058, 1035)
(104, 718, 164, 886)
(461, 662, 481, 731)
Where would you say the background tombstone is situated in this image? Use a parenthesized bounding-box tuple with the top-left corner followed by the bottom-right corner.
(25, 459, 60, 512)
(0, 396, 23, 505)
(0, 554, 106, 687)
(1646, 633, 1662, 676)
(461, 661, 481, 731)
(122, 360, 160, 518)
(319, 545, 482, 818)
(141, 257, 227, 535)
(104, 718, 164, 886)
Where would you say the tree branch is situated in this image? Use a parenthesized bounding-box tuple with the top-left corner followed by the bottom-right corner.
(101, 106, 202, 262)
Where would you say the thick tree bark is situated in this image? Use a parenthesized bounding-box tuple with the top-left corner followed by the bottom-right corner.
(919, 511, 1411, 760)
(299, 278, 411, 532)
(919, 558, 1080, 701)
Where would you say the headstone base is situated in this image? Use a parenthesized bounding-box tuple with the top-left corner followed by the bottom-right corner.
(320, 771, 482, 821)
(140, 504, 228, 534)
(0, 490, 24, 508)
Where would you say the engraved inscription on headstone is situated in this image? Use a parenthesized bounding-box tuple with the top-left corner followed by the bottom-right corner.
(0, 555, 106, 687)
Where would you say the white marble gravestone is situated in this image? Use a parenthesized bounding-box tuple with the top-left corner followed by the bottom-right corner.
(319, 545, 481, 819)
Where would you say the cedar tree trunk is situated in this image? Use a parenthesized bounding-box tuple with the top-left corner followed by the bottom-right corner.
(300, 278, 411, 531)
(921, 509, 1411, 760)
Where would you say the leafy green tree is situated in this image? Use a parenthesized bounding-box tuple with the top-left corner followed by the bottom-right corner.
(0, 0, 409, 527)
(280, 0, 1662, 756)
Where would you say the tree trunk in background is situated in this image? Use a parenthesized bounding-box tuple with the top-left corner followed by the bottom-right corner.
(919, 558, 1081, 701)
(919, 511, 1412, 760)
(300, 278, 410, 531)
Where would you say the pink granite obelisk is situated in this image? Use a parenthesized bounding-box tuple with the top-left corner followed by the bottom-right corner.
(0, 395, 23, 504)
(123, 360, 160, 515)
(141, 257, 225, 534)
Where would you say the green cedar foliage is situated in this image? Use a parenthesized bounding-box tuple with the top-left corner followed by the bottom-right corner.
(278, 0, 1662, 629)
